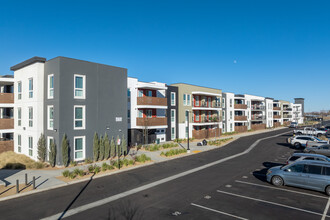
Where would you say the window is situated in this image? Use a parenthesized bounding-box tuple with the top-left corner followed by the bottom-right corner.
(230, 111, 233, 120)
(127, 89, 130, 97)
(195, 96, 200, 106)
(17, 81, 22, 100)
(195, 111, 200, 121)
(138, 90, 143, 97)
(28, 137, 33, 156)
(128, 110, 130, 118)
(185, 127, 189, 138)
(288, 164, 303, 172)
(185, 110, 189, 122)
(138, 110, 143, 118)
(187, 94, 191, 106)
(230, 123, 233, 131)
(303, 165, 322, 175)
(74, 136, 85, 160)
(147, 90, 152, 97)
(230, 99, 232, 107)
(48, 106, 54, 130)
(146, 109, 152, 118)
(183, 94, 187, 106)
(29, 78, 33, 98)
(28, 107, 33, 127)
(48, 74, 54, 99)
(74, 75, 85, 99)
(171, 92, 176, 106)
(18, 107, 21, 126)
(47, 137, 54, 161)
(18, 134, 21, 153)
(222, 98, 225, 108)
(74, 106, 85, 129)
(222, 110, 225, 120)
(171, 110, 175, 123)
(171, 127, 176, 140)
(323, 167, 330, 176)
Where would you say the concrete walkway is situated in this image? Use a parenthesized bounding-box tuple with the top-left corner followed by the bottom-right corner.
(0, 127, 287, 196)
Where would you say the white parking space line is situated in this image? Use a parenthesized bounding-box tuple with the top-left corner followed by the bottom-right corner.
(191, 203, 248, 220)
(235, 180, 328, 199)
(41, 131, 292, 220)
(216, 190, 330, 218)
(321, 197, 330, 220)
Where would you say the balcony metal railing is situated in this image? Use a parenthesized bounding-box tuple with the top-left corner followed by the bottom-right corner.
(194, 102, 221, 108)
(251, 115, 266, 120)
(251, 105, 265, 110)
(193, 116, 220, 123)
(283, 107, 292, 111)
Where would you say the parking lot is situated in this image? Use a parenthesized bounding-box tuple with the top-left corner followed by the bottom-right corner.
(174, 133, 330, 220)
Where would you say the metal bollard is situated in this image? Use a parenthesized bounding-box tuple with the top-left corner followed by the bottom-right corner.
(33, 176, 36, 189)
(25, 173, 28, 186)
(16, 180, 19, 194)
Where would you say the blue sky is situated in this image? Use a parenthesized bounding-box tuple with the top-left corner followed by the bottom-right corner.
(1, 0, 329, 111)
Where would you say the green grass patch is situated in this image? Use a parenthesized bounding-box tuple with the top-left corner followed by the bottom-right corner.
(208, 137, 233, 146)
(160, 148, 187, 157)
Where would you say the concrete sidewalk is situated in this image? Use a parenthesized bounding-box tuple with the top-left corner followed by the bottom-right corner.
(0, 127, 287, 196)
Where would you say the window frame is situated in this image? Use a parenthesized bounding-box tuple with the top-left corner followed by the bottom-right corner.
(171, 92, 176, 106)
(17, 107, 21, 126)
(47, 105, 54, 130)
(47, 136, 54, 161)
(171, 109, 175, 123)
(183, 94, 187, 106)
(74, 136, 85, 161)
(74, 74, 86, 99)
(28, 136, 33, 156)
(187, 94, 191, 106)
(17, 81, 22, 100)
(28, 78, 33, 98)
(48, 74, 54, 99)
(28, 107, 33, 127)
(171, 127, 176, 140)
(17, 134, 21, 153)
(74, 105, 86, 130)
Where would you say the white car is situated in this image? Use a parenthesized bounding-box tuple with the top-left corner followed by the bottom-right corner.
(288, 135, 328, 149)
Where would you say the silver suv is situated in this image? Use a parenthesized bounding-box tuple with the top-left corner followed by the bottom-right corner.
(286, 153, 330, 164)
(267, 160, 330, 195)
(288, 135, 327, 149)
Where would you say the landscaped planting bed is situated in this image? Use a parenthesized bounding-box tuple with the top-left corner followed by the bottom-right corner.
(160, 148, 187, 157)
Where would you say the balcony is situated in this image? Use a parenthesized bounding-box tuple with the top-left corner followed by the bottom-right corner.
(192, 128, 222, 139)
(136, 117, 167, 127)
(0, 118, 14, 129)
(193, 116, 221, 123)
(234, 104, 247, 109)
(137, 97, 167, 106)
(0, 93, 14, 103)
(283, 107, 292, 111)
(283, 115, 292, 118)
(251, 105, 265, 110)
(273, 115, 281, 119)
(234, 115, 247, 121)
(251, 123, 266, 130)
(194, 102, 221, 108)
(235, 125, 248, 133)
(0, 140, 14, 154)
(273, 107, 281, 111)
(274, 122, 281, 127)
(251, 115, 266, 120)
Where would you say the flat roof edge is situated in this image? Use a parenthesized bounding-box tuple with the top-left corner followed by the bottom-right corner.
(10, 56, 46, 71)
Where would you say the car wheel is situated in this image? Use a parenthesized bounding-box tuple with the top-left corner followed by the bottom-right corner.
(294, 143, 301, 149)
(272, 176, 284, 187)
(326, 186, 330, 196)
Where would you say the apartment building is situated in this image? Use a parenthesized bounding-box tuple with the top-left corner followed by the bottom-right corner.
(273, 100, 282, 127)
(11, 57, 127, 164)
(280, 100, 293, 126)
(170, 83, 222, 139)
(292, 103, 303, 124)
(233, 94, 248, 132)
(0, 75, 14, 153)
(127, 77, 168, 145)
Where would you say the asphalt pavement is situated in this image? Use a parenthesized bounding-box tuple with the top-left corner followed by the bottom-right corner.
(1, 128, 329, 219)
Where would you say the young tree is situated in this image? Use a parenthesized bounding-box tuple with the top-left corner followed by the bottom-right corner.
(49, 141, 57, 167)
(61, 134, 69, 167)
(93, 132, 99, 161)
(99, 135, 105, 161)
(121, 135, 127, 156)
(110, 137, 116, 158)
(104, 133, 110, 159)
(116, 135, 121, 158)
(37, 133, 46, 162)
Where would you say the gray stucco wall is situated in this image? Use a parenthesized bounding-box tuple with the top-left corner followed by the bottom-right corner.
(44, 57, 127, 165)
(166, 85, 178, 141)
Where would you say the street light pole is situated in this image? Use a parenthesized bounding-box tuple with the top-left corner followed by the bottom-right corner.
(187, 111, 190, 153)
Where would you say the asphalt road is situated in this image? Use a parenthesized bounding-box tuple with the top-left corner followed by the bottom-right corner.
(1, 128, 329, 220)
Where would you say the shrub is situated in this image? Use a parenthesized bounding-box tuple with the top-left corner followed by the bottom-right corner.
(94, 165, 101, 174)
(123, 159, 129, 166)
(61, 134, 69, 167)
(102, 162, 108, 172)
(161, 148, 187, 157)
(137, 144, 142, 150)
(128, 160, 134, 165)
(37, 133, 46, 162)
(62, 170, 70, 178)
(70, 161, 78, 166)
(88, 165, 95, 173)
(99, 135, 105, 161)
(93, 133, 100, 161)
(110, 137, 116, 158)
(104, 133, 110, 159)
(69, 172, 77, 179)
(85, 158, 93, 164)
(34, 162, 45, 169)
(49, 141, 57, 167)
(121, 135, 127, 156)
(107, 164, 114, 170)
(135, 154, 151, 163)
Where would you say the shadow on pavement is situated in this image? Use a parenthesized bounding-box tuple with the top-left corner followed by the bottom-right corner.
(253, 162, 285, 182)
(0, 168, 25, 186)
(58, 173, 95, 219)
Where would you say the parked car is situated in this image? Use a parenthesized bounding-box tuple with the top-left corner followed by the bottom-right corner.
(288, 135, 328, 149)
(289, 122, 298, 128)
(293, 127, 327, 137)
(304, 144, 330, 157)
(266, 160, 330, 195)
(306, 138, 330, 148)
(317, 127, 329, 132)
(286, 153, 330, 164)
